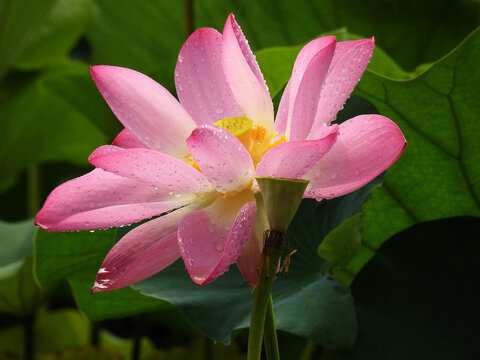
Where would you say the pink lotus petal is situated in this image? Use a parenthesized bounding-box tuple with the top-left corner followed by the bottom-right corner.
(235, 228, 262, 288)
(35, 169, 195, 231)
(256, 125, 338, 179)
(305, 115, 407, 199)
(89, 144, 122, 157)
(90, 65, 196, 158)
(308, 38, 375, 139)
(186, 125, 254, 193)
(93, 232, 178, 292)
(175, 28, 241, 125)
(236, 199, 268, 287)
(222, 14, 274, 133)
(113, 129, 148, 149)
(92, 206, 196, 292)
(273, 80, 291, 137)
(178, 195, 256, 285)
(89, 147, 214, 195)
(281, 37, 337, 141)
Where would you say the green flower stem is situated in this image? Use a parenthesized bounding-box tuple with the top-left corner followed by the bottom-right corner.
(263, 294, 280, 360)
(247, 231, 285, 360)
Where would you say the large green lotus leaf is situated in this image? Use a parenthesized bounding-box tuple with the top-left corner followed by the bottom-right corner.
(342, 217, 479, 359)
(0, 256, 46, 316)
(69, 274, 171, 321)
(40, 63, 120, 139)
(194, 0, 477, 70)
(0, 219, 46, 316)
(85, 0, 476, 94)
(0, 65, 107, 192)
(34, 229, 170, 321)
(0, 220, 53, 316)
(133, 177, 382, 348)
(0, 218, 35, 277)
(317, 213, 363, 267)
(0, 0, 92, 78)
(34, 229, 116, 287)
(86, 0, 185, 90)
(333, 27, 480, 286)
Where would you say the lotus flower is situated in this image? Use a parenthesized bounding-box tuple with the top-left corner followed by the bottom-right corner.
(35, 14, 406, 291)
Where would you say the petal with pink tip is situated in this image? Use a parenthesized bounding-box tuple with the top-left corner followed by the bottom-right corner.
(236, 230, 263, 287)
(222, 14, 274, 133)
(90, 65, 196, 158)
(178, 193, 256, 285)
(92, 205, 195, 292)
(305, 115, 406, 200)
(309, 38, 375, 138)
(89, 144, 122, 157)
(113, 129, 148, 149)
(175, 28, 241, 125)
(35, 169, 197, 231)
(186, 125, 254, 194)
(89, 147, 214, 195)
(256, 125, 338, 180)
(93, 233, 178, 292)
(284, 37, 336, 141)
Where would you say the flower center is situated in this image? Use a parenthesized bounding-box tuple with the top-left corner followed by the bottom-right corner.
(214, 116, 287, 167)
(186, 116, 287, 181)
(213, 116, 253, 148)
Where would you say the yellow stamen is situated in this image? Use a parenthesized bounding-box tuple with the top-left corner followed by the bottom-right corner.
(213, 116, 287, 167)
(187, 116, 288, 178)
(186, 154, 201, 172)
(213, 116, 253, 149)
(250, 129, 287, 167)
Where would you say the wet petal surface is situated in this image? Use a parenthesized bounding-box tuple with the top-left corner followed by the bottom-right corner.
(221, 14, 274, 133)
(35, 169, 196, 231)
(175, 28, 241, 125)
(256, 125, 338, 179)
(89, 147, 214, 195)
(178, 192, 256, 285)
(91, 65, 196, 158)
(186, 125, 254, 193)
(305, 115, 407, 199)
(92, 206, 197, 292)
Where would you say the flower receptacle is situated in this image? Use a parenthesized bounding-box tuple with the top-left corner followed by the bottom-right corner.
(256, 177, 309, 233)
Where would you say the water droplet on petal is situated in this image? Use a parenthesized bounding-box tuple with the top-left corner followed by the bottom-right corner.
(207, 222, 215, 234)
(192, 275, 205, 283)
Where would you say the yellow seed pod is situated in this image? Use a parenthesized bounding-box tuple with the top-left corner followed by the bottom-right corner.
(213, 116, 253, 149)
